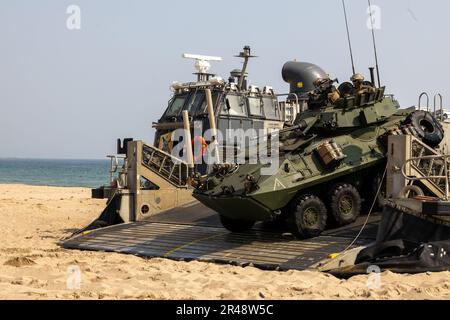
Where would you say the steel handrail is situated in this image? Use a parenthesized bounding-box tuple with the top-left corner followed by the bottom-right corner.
(418, 92, 430, 112)
(401, 154, 450, 200)
(276, 93, 302, 123)
(106, 155, 126, 183)
(141, 145, 190, 187)
(434, 93, 444, 121)
(276, 93, 300, 107)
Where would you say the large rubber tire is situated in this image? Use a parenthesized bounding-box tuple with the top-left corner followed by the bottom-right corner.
(404, 110, 444, 147)
(219, 215, 255, 233)
(328, 183, 362, 226)
(398, 185, 424, 199)
(288, 195, 328, 239)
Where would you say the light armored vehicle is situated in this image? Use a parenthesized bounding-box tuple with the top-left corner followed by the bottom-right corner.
(192, 61, 445, 239)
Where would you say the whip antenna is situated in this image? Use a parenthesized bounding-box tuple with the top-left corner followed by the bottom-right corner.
(368, 0, 381, 87)
(342, 0, 356, 75)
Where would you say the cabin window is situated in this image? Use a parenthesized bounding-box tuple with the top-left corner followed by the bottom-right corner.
(196, 92, 220, 115)
(222, 95, 247, 117)
(263, 98, 280, 120)
(248, 97, 264, 117)
(166, 96, 187, 116)
(185, 92, 205, 115)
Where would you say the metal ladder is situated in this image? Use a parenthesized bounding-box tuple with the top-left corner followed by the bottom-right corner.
(141, 144, 190, 188)
(418, 92, 446, 121)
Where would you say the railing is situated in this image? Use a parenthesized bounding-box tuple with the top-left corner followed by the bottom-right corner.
(417, 92, 446, 122)
(106, 155, 126, 184)
(402, 154, 450, 200)
(141, 144, 190, 188)
(434, 93, 444, 122)
(276, 93, 300, 108)
(418, 92, 430, 112)
(276, 93, 304, 124)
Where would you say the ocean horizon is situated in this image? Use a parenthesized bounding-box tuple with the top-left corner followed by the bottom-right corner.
(0, 158, 111, 188)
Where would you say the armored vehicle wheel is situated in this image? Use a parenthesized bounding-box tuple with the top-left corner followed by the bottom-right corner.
(405, 110, 444, 147)
(328, 183, 362, 226)
(288, 195, 327, 239)
(219, 215, 255, 233)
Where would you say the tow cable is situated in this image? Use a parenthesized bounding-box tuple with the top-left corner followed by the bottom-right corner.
(329, 165, 387, 259)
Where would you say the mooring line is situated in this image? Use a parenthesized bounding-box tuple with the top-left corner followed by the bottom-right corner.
(334, 165, 388, 258)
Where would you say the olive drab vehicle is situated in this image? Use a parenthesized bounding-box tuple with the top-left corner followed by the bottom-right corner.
(192, 61, 445, 239)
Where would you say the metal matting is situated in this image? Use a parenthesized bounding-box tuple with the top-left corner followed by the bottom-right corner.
(62, 204, 378, 271)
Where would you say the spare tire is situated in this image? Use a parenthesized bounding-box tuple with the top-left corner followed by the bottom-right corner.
(404, 111, 444, 147)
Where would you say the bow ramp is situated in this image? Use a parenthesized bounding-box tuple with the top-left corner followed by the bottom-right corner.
(62, 202, 377, 271)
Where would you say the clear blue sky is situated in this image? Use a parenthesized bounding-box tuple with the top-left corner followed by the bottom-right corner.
(0, 0, 449, 159)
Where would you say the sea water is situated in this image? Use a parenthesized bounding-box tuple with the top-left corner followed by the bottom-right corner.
(0, 158, 110, 188)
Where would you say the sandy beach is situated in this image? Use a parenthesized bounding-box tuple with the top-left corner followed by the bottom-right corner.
(0, 183, 449, 300)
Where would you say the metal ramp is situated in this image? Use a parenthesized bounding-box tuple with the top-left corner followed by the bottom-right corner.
(62, 203, 378, 271)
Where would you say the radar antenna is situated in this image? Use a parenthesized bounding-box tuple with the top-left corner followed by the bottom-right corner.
(235, 46, 257, 91)
(182, 53, 223, 81)
(341, 0, 356, 75)
(367, 0, 381, 87)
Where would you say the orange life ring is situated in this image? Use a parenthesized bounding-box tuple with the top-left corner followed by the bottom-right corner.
(192, 136, 207, 162)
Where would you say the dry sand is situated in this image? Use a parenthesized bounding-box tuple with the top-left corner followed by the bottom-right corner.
(1, 184, 450, 300)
